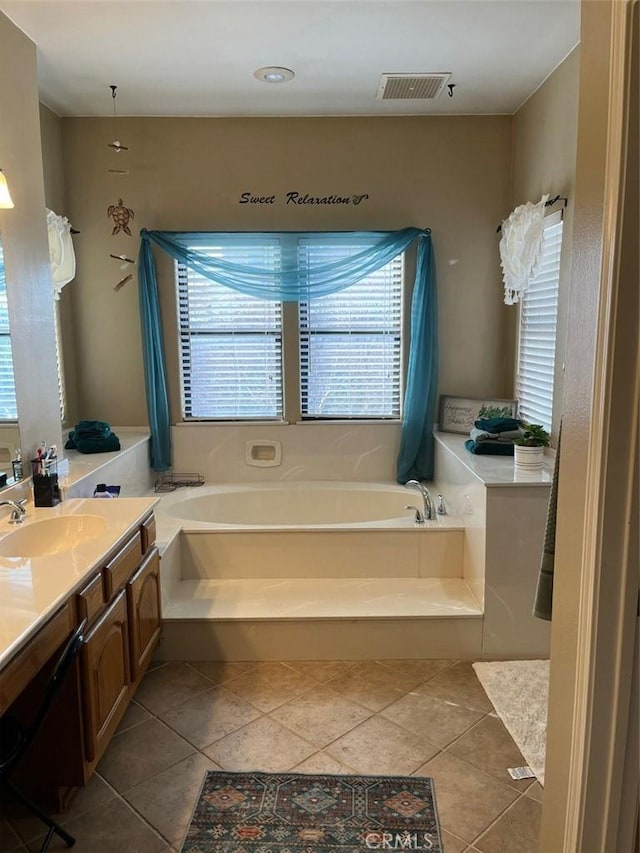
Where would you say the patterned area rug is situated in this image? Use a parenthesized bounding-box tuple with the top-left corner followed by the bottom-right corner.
(181, 770, 443, 852)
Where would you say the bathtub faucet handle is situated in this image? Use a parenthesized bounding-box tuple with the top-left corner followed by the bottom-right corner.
(436, 494, 447, 515)
(404, 505, 426, 525)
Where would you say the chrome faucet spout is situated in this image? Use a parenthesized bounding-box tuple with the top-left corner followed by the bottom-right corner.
(0, 498, 27, 524)
(404, 480, 436, 520)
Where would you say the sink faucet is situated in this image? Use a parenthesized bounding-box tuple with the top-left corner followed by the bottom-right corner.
(0, 498, 27, 524)
(404, 480, 436, 520)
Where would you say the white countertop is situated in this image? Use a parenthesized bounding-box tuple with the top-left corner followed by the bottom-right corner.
(0, 496, 158, 669)
(434, 431, 555, 487)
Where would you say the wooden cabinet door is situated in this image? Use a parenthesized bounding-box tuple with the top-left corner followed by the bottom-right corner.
(127, 548, 161, 683)
(81, 590, 131, 763)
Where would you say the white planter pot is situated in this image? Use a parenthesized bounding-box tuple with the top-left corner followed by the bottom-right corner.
(514, 444, 545, 469)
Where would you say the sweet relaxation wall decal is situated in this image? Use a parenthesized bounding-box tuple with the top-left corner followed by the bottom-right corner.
(238, 191, 370, 205)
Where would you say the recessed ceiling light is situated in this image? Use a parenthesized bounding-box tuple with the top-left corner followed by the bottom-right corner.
(254, 66, 295, 83)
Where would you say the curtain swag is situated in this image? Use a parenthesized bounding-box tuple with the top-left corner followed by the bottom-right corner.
(137, 228, 438, 481)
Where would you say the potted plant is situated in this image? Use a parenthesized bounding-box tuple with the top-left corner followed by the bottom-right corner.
(514, 423, 550, 469)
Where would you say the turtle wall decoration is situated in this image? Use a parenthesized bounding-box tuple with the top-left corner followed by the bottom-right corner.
(107, 198, 135, 236)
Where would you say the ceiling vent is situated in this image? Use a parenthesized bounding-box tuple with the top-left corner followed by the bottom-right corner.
(376, 73, 451, 100)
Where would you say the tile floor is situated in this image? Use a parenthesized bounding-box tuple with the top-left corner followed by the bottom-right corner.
(1, 659, 543, 853)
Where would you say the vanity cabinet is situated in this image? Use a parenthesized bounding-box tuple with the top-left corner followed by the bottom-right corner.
(77, 514, 160, 774)
(0, 509, 161, 808)
(81, 590, 131, 762)
(128, 548, 161, 683)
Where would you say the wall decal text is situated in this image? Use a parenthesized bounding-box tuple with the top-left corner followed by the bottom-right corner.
(238, 191, 370, 206)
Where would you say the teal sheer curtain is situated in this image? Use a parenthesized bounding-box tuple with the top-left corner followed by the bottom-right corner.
(137, 228, 437, 479)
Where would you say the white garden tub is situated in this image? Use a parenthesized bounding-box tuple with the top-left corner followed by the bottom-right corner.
(155, 482, 463, 580)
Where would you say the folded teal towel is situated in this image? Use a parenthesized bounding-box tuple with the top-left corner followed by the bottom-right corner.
(474, 417, 520, 433)
(65, 420, 121, 454)
(465, 439, 515, 456)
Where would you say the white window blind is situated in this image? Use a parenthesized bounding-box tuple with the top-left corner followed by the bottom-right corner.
(298, 238, 403, 418)
(0, 242, 17, 420)
(178, 237, 283, 419)
(515, 211, 563, 432)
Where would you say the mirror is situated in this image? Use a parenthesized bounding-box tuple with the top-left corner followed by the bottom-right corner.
(0, 235, 21, 482)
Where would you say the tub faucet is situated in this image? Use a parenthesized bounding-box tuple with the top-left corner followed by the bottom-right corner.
(0, 498, 27, 524)
(404, 480, 436, 520)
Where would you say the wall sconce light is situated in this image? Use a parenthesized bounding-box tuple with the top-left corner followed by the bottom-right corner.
(0, 170, 15, 209)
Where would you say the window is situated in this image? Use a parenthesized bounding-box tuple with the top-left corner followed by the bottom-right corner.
(0, 241, 18, 420)
(177, 234, 404, 422)
(515, 211, 563, 432)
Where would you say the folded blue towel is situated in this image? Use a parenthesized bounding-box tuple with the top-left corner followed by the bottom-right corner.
(465, 439, 515, 456)
(474, 417, 520, 433)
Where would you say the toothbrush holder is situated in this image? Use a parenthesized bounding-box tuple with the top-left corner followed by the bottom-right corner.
(31, 458, 61, 507)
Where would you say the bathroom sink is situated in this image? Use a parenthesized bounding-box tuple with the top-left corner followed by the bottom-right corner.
(0, 515, 107, 559)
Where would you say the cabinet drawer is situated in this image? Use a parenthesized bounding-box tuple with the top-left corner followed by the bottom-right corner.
(140, 513, 156, 554)
(77, 572, 105, 627)
(0, 600, 75, 714)
(103, 532, 142, 599)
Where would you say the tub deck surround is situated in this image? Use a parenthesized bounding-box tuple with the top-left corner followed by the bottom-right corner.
(60, 428, 154, 498)
(153, 481, 483, 661)
(433, 431, 552, 659)
(0, 495, 158, 667)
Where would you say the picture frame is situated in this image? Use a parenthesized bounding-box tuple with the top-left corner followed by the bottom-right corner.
(439, 396, 518, 435)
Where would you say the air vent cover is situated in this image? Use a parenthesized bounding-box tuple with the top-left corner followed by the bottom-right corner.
(377, 73, 451, 100)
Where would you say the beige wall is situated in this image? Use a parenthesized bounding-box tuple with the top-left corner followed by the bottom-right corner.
(509, 48, 580, 440)
(61, 115, 512, 426)
(39, 103, 80, 426)
(0, 13, 62, 459)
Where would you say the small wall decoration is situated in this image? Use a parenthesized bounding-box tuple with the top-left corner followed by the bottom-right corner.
(439, 395, 518, 435)
(107, 198, 135, 235)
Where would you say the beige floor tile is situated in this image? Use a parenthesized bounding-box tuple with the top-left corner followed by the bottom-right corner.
(57, 773, 117, 822)
(134, 662, 216, 714)
(325, 661, 422, 711)
(377, 659, 457, 683)
(291, 751, 357, 775)
(282, 661, 358, 682)
(124, 753, 218, 847)
(97, 718, 195, 793)
(0, 816, 25, 851)
(25, 797, 166, 853)
(325, 715, 439, 776)
(187, 660, 259, 685)
(474, 795, 542, 853)
(203, 716, 316, 772)
(115, 699, 152, 734)
(414, 662, 494, 713)
(441, 828, 468, 852)
(524, 781, 544, 803)
(158, 685, 262, 749)
(270, 685, 372, 747)
(446, 715, 533, 791)
(413, 752, 518, 844)
(222, 662, 316, 712)
(381, 689, 484, 748)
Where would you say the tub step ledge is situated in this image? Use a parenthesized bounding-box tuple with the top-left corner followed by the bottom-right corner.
(157, 577, 483, 661)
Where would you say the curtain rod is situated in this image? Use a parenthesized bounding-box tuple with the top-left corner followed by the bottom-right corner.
(496, 195, 568, 234)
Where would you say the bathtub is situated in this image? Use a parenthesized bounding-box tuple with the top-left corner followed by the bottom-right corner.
(160, 481, 442, 529)
(156, 482, 464, 581)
